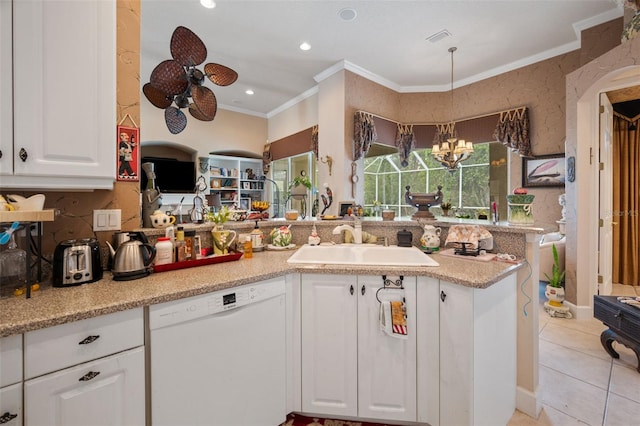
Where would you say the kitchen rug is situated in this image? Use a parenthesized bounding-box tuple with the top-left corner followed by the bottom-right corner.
(280, 413, 391, 426)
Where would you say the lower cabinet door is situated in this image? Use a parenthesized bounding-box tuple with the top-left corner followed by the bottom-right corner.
(357, 275, 417, 422)
(301, 274, 358, 417)
(24, 347, 144, 426)
(0, 383, 22, 425)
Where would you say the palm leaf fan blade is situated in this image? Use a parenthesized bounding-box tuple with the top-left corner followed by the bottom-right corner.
(143, 83, 172, 109)
(170, 26, 207, 66)
(164, 106, 187, 134)
(150, 60, 188, 95)
(191, 85, 217, 120)
(204, 63, 238, 86)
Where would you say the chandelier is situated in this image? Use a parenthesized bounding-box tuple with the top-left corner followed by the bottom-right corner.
(431, 47, 473, 171)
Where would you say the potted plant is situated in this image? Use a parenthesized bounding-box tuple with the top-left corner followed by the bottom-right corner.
(207, 205, 231, 230)
(440, 201, 452, 217)
(544, 243, 566, 307)
(287, 175, 312, 198)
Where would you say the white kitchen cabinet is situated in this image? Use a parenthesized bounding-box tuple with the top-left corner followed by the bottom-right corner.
(0, 334, 23, 426)
(439, 275, 517, 426)
(24, 347, 145, 426)
(301, 273, 418, 422)
(0, 334, 22, 388)
(208, 154, 265, 207)
(0, 0, 116, 190)
(0, 383, 22, 425)
(301, 273, 358, 417)
(23, 308, 145, 426)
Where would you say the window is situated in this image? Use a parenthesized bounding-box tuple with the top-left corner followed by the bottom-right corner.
(269, 152, 317, 218)
(364, 142, 503, 218)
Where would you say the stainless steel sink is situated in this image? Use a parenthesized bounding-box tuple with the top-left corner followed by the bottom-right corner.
(286, 244, 439, 267)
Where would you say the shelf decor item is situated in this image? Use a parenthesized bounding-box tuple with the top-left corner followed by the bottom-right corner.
(506, 189, 535, 225)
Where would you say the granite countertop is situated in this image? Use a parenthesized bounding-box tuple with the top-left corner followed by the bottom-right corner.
(0, 247, 523, 338)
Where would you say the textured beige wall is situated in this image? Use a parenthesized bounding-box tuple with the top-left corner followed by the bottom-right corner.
(141, 103, 267, 158)
(268, 93, 319, 142)
(342, 51, 582, 231)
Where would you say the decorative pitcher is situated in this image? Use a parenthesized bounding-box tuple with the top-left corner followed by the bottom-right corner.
(212, 226, 237, 255)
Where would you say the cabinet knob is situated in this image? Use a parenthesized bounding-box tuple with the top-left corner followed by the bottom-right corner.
(18, 148, 28, 162)
(361, 285, 366, 296)
(78, 335, 100, 345)
(0, 412, 18, 424)
(350, 285, 354, 296)
(440, 291, 447, 302)
(0, 150, 3, 159)
(79, 371, 100, 382)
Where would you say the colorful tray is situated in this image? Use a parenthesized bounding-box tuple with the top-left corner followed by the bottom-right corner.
(152, 252, 243, 273)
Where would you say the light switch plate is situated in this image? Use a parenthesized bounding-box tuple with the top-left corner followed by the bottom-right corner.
(93, 209, 121, 231)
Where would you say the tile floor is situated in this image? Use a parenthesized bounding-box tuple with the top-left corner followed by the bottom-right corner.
(508, 283, 640, 426)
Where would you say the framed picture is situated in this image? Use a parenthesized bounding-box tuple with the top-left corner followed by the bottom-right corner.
(242, 181, 251, 190)
(211, 179, 221, 189)
(522, 154, 566, 188)
(339, 201, 355, 216)
(239, 197, 250, 210)
(116, 125, 140, 182)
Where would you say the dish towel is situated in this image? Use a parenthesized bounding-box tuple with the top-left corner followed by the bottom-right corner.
(379, 292, 408, 339)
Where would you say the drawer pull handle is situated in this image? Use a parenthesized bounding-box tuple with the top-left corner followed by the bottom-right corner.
(0, 412, 18, 424)
(79, 371, 100, 382)
(78, 335, 100, 345)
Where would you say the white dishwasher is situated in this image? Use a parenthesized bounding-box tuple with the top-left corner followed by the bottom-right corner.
(149, 278, 286, 426)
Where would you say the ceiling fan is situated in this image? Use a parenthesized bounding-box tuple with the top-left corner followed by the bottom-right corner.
(143, 26, 238, 134)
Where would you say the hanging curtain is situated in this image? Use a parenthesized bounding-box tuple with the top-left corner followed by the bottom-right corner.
(353, 112, 377, 160)
(395, 124, 415, 167)
(262, 143, 272, 175)
(311, 125, 319, 157)
(612, 114, 640, 287)
(493, 107, 532, 158)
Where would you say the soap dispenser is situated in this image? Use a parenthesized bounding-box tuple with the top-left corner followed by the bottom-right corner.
(250, 221, 264, 251)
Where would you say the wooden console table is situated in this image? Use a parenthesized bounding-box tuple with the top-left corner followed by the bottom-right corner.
(594, 295, 640, 373)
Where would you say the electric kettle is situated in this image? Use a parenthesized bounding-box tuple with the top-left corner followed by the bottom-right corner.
(106, 232, 156, 281)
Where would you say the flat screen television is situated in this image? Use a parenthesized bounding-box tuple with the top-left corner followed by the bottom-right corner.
(141, 157, 196, 193)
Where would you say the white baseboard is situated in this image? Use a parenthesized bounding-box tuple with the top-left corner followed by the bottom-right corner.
(563, 300, 593, 320)
(516, 385, 541, 419)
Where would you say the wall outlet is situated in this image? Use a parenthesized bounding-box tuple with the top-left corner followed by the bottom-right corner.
(93, 209, 121, 231)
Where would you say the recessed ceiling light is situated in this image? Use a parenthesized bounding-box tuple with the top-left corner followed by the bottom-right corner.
(299, 42, 311, 51)
(200, 0, 216, 8)
(245, 89, 254, 95)
(338, 7, 357, 22)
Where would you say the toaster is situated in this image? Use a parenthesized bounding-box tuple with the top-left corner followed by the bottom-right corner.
(53, 238, 103, 287)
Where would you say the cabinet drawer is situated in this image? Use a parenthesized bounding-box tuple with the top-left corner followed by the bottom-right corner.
(0, 383, 22, 425)
(0, 334, 22, 387)
(25, 308, 143, 379)
(594, 296, 640, 339)
(24, 347, 145, 426)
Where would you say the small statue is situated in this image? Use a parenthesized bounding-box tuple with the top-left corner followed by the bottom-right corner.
(559, 193, 566, 222)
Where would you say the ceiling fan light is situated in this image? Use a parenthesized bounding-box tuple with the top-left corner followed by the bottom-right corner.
(200, 0, 216, 9)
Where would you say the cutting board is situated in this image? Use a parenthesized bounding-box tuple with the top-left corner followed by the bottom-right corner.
(439, 248, 497, 262)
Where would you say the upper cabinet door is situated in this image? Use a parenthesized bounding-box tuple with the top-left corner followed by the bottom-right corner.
(10, 0, 115, 188)
(0, 0, 13, 176)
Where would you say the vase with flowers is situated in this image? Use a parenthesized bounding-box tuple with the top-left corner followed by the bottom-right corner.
(208, 206, 236, 254)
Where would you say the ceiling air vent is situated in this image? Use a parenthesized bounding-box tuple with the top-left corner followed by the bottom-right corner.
(426, 29, 451, 43)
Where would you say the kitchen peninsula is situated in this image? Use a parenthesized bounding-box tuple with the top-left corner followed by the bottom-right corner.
(0, 219, 540, 426)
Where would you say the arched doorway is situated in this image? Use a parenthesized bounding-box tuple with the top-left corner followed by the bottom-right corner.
(570, 63, 640, 318)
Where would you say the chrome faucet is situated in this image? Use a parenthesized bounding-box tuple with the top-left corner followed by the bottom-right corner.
(332, 219, 362, 244)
